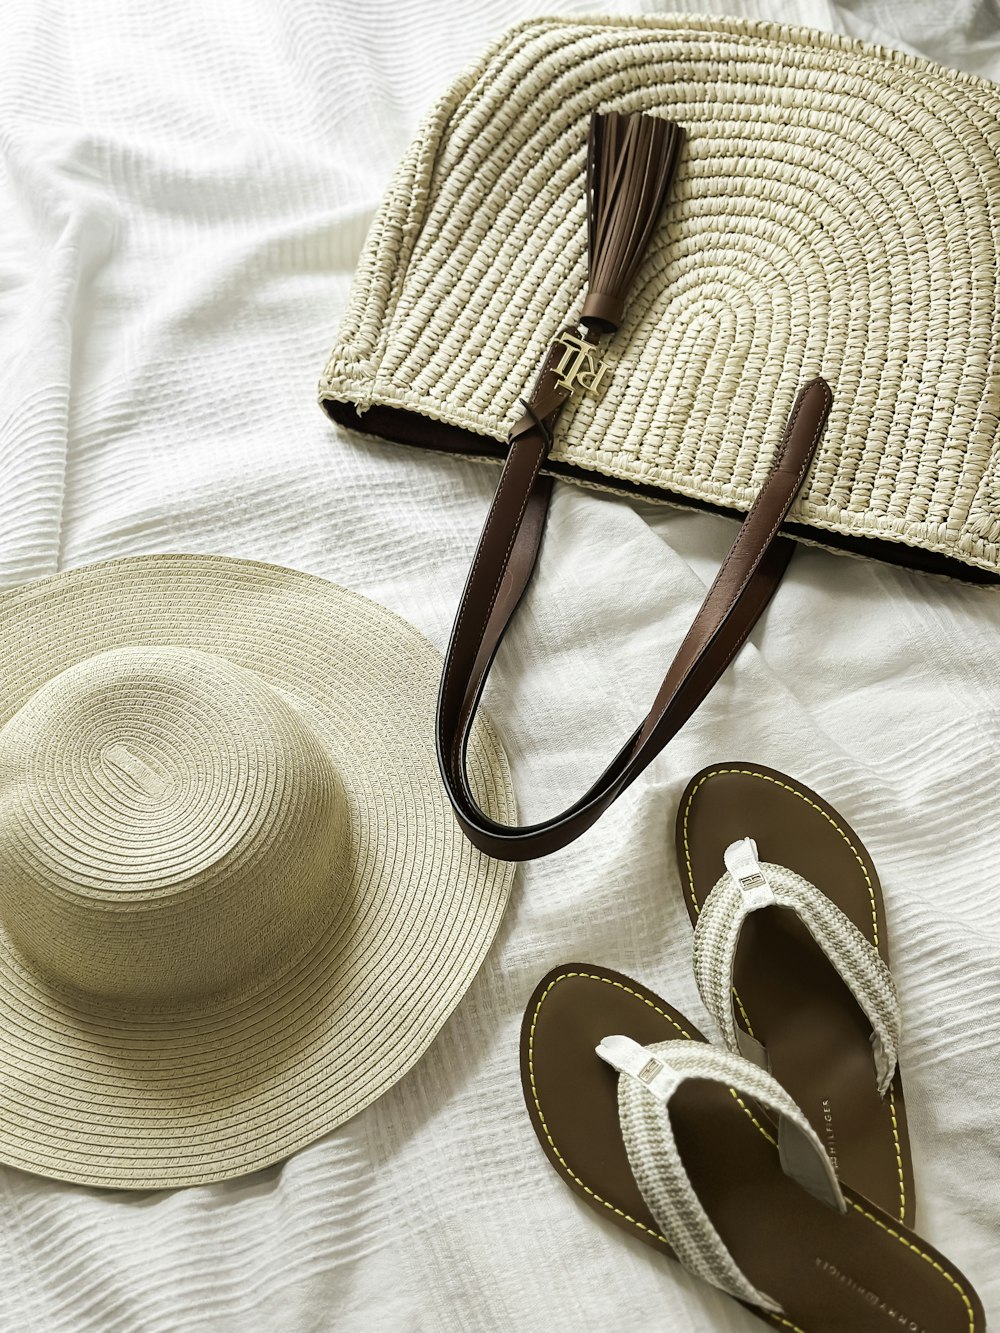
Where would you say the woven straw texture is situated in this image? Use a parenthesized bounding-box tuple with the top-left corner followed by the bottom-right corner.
(0, 553, 515, 1190)
(319, 13, 1000, 577)
(612, 1037, 841, 1314)
(3, 2, 1000, 1327)
(693, 848, 901, 1095)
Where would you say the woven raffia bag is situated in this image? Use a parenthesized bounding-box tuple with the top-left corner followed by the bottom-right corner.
(319, 15, 1000, 859)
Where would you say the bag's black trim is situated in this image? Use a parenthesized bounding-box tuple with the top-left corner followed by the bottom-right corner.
(322, 398, 999, 586)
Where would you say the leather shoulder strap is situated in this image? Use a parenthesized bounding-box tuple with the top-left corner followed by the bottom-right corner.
(436, 375, 831, 861)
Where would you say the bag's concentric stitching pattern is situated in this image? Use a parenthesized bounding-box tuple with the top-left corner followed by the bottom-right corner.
(320, 15, 1000, 575)
(0, 554, 515, 1189)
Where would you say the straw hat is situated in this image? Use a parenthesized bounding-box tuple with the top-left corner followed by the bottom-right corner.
(0, 553, 515, 1189)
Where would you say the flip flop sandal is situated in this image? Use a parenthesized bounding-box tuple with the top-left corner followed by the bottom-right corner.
(520, 965, 983, 1331)
(676, 764, 913, 1227)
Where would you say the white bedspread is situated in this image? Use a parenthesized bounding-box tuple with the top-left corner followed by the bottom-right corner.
(1, 1, 998, 1328)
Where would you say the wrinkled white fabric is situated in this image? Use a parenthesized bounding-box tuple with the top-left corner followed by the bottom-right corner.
(0, 1, 998, 1330)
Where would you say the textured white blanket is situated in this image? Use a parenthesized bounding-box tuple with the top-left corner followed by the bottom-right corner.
(1, 1, 998, 1328)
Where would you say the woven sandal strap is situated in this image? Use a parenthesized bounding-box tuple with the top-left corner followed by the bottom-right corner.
(597, 1035, 845, 1314)
(692, 838, 901, 1096)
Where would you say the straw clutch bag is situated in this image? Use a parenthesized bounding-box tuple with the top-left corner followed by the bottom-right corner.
(319, 15, 1000, 859)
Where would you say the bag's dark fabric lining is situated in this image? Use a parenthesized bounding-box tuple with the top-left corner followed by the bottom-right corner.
(322, 399, 999, 586)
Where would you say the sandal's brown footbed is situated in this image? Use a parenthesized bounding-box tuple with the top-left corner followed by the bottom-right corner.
(676, 763, 914, 1228)
(520, 967, 983, 1332)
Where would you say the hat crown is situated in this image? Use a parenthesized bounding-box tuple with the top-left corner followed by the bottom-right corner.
(0, 645, 350, 1001)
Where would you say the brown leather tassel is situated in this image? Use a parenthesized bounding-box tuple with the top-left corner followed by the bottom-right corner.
(581, 111, 684, 332)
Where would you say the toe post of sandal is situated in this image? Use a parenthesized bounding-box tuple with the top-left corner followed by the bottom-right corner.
(520, 964, 984, 1331)
(677, 762, 914, 1226)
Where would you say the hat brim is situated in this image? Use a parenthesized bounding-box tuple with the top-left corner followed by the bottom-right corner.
(0, 554, 516, 1189)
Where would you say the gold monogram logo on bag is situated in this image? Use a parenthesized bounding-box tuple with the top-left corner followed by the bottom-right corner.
(551, 332, 611, 397)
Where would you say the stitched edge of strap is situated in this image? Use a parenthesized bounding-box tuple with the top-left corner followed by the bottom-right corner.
(524, 971, 976, 1333)
(437, 380, 831, 858)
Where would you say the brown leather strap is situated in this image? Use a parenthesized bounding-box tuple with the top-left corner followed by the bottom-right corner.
(436, 376, 832, 861)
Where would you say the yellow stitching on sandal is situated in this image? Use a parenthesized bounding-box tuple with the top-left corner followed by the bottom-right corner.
(847, 1201, 975, 1333)
(680, 768, 878, 942)
(526, 970, 806, 1333)
(888, 1085, 906, 1222)
(729, 1088, 777, 1148)
(679, 766, 904, 1218)
(527, 969, 971, 1333)
(526, 971, 682, 1247)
